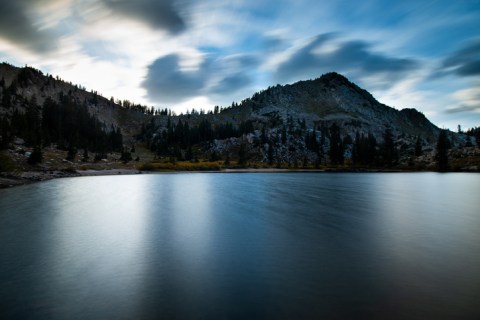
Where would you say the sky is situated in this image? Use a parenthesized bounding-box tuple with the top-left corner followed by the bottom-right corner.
(0, 0, 479, 130)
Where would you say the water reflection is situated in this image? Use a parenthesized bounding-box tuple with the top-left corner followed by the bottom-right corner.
(0, 173, 479, 319)
(12, 176, 151, 319)
(370, 173, 480, 319)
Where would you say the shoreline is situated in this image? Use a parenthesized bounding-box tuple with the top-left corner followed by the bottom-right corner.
(0, 169, 144, 189)
(2, 167, 479, 189)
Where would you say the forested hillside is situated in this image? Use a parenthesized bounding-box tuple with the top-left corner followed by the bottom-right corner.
(1, 63, 479, 183)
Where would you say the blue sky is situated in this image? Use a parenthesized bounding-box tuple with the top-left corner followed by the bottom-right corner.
(0, 0, 479, 130)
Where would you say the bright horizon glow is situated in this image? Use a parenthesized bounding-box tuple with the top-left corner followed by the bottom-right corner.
(0, 0, 479, 130)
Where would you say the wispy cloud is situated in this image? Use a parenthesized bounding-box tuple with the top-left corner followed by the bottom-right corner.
(0, 0, 61, 53)
(438, 39, 480, 77)
(99, 0, 189, 34)
(0, 0, 478, 128)
(142, 52, 259, 104)
(446, 86, 480, 113)
(272, 33, 419, 90)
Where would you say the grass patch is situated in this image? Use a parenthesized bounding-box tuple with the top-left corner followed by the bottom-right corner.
(139, 161, 222, 171)
(0, 152, 20, 172)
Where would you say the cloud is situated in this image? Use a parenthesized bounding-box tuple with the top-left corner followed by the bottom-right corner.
(445, 105, 480, 114)
(0, 0, 59, 53)
(143, 54, 206, 103)
(210, 73, 251, 95)
(440, 39, 480, 77)
(273, 33, 418, 88)
(143, 52, 259, 104)
(100, 0, 188, 33)
(143, 33, 421, 107)
(446, 86, 480, 113)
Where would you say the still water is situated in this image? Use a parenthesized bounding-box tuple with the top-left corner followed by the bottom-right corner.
(0, 173, 479, 319)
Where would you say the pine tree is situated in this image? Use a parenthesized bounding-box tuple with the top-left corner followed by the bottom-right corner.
(0, 117, 12, 149)
(281, 126, 287, 144)
(261, 126, 267, 144)
(267, 143, 274, 165)
(82, 148, 89, 162)
(185, 145, 193, 161)
(224, 153, 230, 166)
(28, 146, 43, 164)
(436, 130, 449, 171)
(66, 146, 77, 161)
(329, 123, 344, 165)
(120, 147, 132, 163)
(381, 129, 396, 166)
(238, 143, 248, 166)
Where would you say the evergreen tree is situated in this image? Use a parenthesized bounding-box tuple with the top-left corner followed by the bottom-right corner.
(465, 136, 473, 147)
(120, 148, 133, 163)
(352, 132, 377, 166)
(66, 146, 77, 161)
(436, 129, 449, 171)
(210, 150, 219, 162)
(305, 130, 319, 153)
(329, 123, 344, 165)
(261, 126, 267, 144)
(28, 146, 43, 165)
(381, 129, 396, 166)
(1, 84, 12, 109)
(82, 148, 89, 162)
(267, 143, 274, 165)
(238, 143, 248, 166)
(0, 117, 12, 149)
(185, 145, 193, 161)
(281, 126, 287, 144)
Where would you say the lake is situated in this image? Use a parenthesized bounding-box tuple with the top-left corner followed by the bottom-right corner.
(0, 172, 479, 319)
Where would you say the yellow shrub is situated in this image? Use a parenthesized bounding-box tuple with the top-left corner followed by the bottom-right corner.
(139, 161, 222, 171)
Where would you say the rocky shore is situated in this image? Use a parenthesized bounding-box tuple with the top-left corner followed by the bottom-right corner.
(0, 169, 145, 189)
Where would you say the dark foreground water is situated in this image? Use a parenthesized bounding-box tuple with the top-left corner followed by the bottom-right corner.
(0, 173, 479, 319)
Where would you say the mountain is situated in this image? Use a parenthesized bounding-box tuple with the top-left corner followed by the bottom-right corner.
(1, 63, 479, 183)
(140, 73, 478, 170)
(0, 63, 147, 142)
(225, 72, 439, 140)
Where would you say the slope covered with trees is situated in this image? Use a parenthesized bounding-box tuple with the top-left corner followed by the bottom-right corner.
(1, 63, 479, 180)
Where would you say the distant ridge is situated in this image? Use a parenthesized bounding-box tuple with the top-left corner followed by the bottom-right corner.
(1, 62, 478, 175)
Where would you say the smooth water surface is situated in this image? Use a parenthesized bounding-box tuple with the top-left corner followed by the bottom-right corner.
(0, 173, 479, 319)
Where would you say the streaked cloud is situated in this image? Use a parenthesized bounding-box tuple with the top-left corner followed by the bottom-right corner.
(446, 87, 480, 113)
(440, 39, 480, 77)
(273, 34, 419, 89)
(100, 0, 189, 33)
(0, 0, 59, 53)
(143, 52, 259, 104)
(0, 0, 479, 129)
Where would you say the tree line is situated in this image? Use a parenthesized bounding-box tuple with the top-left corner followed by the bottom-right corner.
(1, 93, 124, 163)
(141, 117, 255, 161)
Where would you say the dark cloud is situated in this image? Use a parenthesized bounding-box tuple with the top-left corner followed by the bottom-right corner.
(274, 33, 418, 87)
(143, 53, 258, 104)
(274, 33, 334, 81)
(445, 104, 480, 114)
(262, 37, 284, 51)
(143, 54, 206, 103)
(0, 0, 188, 53)
(441, 39, 480, 77)
(0, 0, 56, 53)
(101, 0, 188, 33)
(211, 73, 251, 95)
